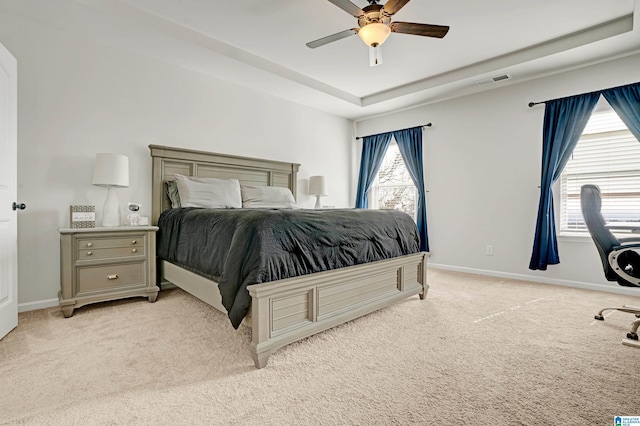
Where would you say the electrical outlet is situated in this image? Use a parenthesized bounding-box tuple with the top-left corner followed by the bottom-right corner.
(486, 245, 494, 256)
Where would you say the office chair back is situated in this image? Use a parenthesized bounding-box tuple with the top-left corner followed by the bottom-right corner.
(581, 184, 640, 287)
(581, 184, 623, 281)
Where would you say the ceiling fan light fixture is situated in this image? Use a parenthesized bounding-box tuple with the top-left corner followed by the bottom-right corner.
(358, 22, 391, 47)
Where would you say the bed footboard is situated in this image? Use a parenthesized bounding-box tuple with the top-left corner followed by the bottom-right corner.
(248, 252, 428, 368)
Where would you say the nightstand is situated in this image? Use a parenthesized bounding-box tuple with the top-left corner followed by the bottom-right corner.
(58, 226, 159, 317)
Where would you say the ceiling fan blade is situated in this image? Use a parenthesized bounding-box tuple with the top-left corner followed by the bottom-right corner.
(327, 0, 365, 18)
(306, 28, 359, 49)
(390, 22, 449, 38)
(383, 0, 411, 15)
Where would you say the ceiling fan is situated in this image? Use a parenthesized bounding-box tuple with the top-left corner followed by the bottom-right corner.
(306, 0, 449, 66)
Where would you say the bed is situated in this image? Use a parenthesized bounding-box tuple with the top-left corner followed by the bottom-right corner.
(150, 144, 429, 368)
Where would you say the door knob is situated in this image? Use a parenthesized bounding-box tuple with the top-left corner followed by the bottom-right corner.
(12, 202, 26, 211)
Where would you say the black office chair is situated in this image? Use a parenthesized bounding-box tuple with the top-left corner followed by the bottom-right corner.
(580, 184, 640, 345)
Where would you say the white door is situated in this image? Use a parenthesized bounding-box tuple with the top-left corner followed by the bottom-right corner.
(0, 41, 17, 340)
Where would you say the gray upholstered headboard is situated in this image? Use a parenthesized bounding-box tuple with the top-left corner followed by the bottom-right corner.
(149, 145, 300, 225)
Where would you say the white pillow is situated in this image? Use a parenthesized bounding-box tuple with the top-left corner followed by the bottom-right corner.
(241, 185, 299, 209)
(174, 174, 242, 208)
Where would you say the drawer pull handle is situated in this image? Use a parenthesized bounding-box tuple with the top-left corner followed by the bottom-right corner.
(107, 274, 118, 280)
(131, 240, 137, 245)
(87, 251, 93, 256)
(131, 248, 137, 253)
(87, 242, 93, 247)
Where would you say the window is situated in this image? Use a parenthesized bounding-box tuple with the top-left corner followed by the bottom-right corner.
(559, 106, 640, 233)
(370, 141, 418, 220)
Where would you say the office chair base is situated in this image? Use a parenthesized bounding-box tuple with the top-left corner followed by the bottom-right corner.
(628, 317, 640, 339)
(622, 338, 640, 348)
(594, 305, 640, 320)
(595, 307, 640, 343)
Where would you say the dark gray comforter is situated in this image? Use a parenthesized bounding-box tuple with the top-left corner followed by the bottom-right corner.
(157, 208, 420, 328)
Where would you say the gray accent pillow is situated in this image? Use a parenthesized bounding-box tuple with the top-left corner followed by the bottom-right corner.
(166, 180, 181, 208)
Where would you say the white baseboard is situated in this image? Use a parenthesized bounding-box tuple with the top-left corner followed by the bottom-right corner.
(427, 263, 640, 297)
(18, 283, 176, 314)
(161, 281, 176, 289)
(18, 298, 59, 313)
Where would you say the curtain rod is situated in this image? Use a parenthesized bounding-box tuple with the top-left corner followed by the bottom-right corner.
(355, 123, 432, 140)
(528, 81, 640, 107)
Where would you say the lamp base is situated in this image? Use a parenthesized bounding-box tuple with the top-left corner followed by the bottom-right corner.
(102, 187, 121, 227)
(314, 195, 322, 210)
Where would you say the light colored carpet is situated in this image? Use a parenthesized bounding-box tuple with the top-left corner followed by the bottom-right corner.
(1, 269, 640, 425)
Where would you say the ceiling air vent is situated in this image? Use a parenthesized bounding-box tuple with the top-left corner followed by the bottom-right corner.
(474, 73, 512, 86)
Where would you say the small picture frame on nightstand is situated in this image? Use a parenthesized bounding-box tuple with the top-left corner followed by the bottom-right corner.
(70, 205, 95, 228)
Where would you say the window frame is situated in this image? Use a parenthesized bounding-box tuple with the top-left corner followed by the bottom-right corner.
(558, 104, 640, 236)
(369, 141, 419, 221)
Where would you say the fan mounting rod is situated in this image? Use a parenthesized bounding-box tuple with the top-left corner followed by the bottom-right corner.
(358, 4, 390, 28)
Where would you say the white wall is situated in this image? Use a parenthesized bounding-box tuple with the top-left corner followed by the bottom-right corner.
(0, 12, 353, 308)
(356, 52, 640, 296)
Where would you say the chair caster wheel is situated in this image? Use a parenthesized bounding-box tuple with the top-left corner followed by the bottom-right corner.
(636, 314, 640, 319)
(626, 332, 639, 340)
(595, 315, 604, 321)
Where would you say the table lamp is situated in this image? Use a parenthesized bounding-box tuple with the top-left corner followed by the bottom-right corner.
(309, 175, 328, 209)
(92, 153, 129, 227)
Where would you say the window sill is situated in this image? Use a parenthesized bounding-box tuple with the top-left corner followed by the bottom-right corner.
(558, 231, 640, 243)
(558, 232, 591, 243)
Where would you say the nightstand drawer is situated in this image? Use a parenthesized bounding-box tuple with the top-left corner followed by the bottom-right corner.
(78, 246, 144, 260)
(77, 235, 145, 250)
(77, 263, 145, 293)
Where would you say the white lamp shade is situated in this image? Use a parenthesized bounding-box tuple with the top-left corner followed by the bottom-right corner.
(92, 153, 129, 188)
(309, 176, 328, 196)
(358, 23, 391, 47)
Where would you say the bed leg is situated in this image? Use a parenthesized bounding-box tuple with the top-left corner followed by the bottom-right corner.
(251, 350, 271, 369)
(418, 253, 428, 300)
(419, 284, 429, 300)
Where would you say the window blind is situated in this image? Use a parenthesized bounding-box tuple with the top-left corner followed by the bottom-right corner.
(560, 110, 640, 232)
(370, 142, 418, 220)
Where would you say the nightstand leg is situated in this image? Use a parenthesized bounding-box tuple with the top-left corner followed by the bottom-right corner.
(252, 350, 271, 369)
(61, 305, 74, 318)
(148, 289, 158, 303)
